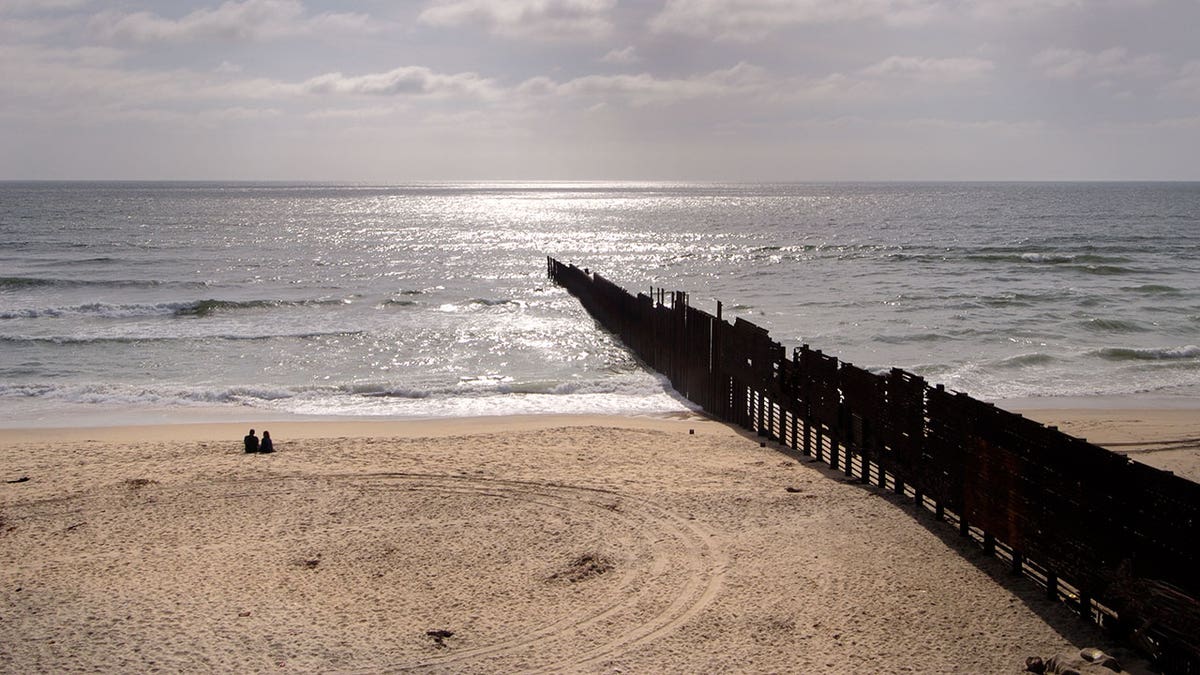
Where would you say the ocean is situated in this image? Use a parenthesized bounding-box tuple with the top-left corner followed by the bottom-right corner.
(2, 181, 1198, 427)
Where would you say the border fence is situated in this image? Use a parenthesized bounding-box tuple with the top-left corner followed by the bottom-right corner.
(548, 257, 1200, 672)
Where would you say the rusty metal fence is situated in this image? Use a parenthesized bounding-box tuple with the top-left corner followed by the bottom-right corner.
(548, 257, 1199, 672)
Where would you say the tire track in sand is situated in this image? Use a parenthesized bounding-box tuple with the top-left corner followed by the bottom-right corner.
(345, 473, 728, 673)
(8, 471, 727, 672)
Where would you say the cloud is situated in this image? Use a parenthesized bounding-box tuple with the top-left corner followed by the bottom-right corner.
(647, 0, 1155, 40)
(125, 106, 283, 124)
(649, 0, 942, 41)
(968, 0, 1163, 20)
(419, 0, 615, 40)
(305, 106, 405, 120)
(0, 43, 267, 108)
(0, 0, 90, 14)
(1093, 114, 1200, 135)
(966, 0, 1083, 19)
(790, 72, 881, 101)
(861, 56, 994, 84)
(0, 43, 126, 71)
(521, 62, 768, 106)
(299, 66, 499, 99)
(1032, 47, 1164, 81)
(759, 115, 1045, 138)
(600, 46, 639, 65)
(89, 0, 376, 44)
(0, 11, 82, 42)
(0, 42, 499, 125)
(881, 117, 1045, 134)
(1165, 60, 1200, 99)
(516, 54, 997, 112)
(1149, 115, 1200, 129)
(765, 56, 994, 104)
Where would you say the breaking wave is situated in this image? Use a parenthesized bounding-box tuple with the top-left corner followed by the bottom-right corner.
(0, 330, 364, 345)
(0, 373, 692, 418)
(0, 276, 208, 290)
(1093, 345, 1200, 361)
(0, 298, 349, 320)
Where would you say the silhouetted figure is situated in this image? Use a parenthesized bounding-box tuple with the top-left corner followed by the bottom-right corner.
(244, 429, 259, 453)
(259, 430, 274, 454)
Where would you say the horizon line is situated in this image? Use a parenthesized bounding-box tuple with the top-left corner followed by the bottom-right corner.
(3, 178, 1200, 185)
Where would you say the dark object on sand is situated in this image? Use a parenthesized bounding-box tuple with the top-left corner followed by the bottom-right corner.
(259, 430, 274, 453)
(244, 429, 258, 453)
(549, 553, 614, 583)
(6, 476, 30, 484)
(1025, 648, 1126, 674)
(427, 629, 454, 648)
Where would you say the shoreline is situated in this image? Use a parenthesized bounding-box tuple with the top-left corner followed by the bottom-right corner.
(3, 404, 1197, 483)
(0, 412, 706, 444)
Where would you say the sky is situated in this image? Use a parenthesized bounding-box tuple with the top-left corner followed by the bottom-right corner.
(1, 0, 1198, 181)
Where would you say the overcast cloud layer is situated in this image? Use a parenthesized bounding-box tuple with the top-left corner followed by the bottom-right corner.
(1, 0, 1198, 180)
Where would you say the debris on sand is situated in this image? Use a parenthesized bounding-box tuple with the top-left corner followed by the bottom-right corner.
(548, 553, 614, 583)
(426, 629, 454, 648)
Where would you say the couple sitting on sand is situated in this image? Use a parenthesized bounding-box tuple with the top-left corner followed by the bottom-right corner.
(243, 429, 274, 454)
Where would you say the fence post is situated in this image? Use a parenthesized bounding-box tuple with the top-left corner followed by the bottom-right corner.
(546, 258, 1200, 671)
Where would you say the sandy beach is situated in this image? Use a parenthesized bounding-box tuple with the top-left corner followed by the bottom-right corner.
(2, 409, 1195, 673)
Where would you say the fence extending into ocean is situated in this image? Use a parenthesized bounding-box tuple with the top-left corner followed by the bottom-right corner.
(548, 257, 1200, 672)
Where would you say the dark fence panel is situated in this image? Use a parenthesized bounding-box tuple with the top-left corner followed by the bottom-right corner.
(548, 257, 1200, 672)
